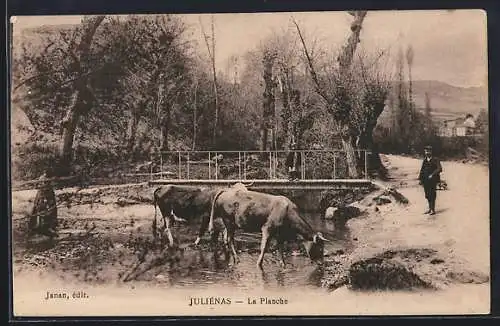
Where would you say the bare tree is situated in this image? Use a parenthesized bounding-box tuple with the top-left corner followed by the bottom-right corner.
(424, 92, 431, 119)
(293, 11, 368, 178)
(261, 48, 277, 152)
(395, 46, 412, 151)
(271, 30, 302, 149)
(406, 45, 415, 105)
(192, 75, 199, 150)
(351, 52, 391, 177)
(200, 16, 219, 147)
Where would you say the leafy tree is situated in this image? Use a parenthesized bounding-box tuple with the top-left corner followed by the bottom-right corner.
(15, 16, 108, 175)
(14, 15, 195, 172)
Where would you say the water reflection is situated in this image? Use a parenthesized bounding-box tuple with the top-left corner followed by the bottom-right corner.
(126, 211, 354, 291)
(276, 269, 285, 287)
(261, 269, 270, 286)
(307, 265, 325, 287)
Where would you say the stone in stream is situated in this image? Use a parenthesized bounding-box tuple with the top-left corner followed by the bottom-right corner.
(373, 195, 392, 205)
(324, 205, 363, 229)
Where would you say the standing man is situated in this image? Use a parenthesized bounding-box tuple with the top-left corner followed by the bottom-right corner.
(418, 145, 443, 215)
(286, 141, 301, 181)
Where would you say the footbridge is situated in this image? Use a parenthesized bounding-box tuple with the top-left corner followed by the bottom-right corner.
(143, 150, 374, 191)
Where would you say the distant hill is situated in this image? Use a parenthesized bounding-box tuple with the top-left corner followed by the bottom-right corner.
(410, 80, 487, 115)
(12, 24, 76, 58)
(378, 80, 488, 126)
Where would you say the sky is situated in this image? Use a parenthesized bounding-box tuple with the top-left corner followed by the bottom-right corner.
(11, 10, 488, 88)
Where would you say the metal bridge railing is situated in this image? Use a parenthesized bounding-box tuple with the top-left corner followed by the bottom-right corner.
(148, 149, 371, 181)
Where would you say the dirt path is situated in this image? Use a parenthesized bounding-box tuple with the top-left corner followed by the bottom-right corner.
(319, 154, 491, 314)
(379, 154, 490, 274)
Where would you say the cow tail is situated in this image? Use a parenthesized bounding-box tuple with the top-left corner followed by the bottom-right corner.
(152, 187, 161, 238)
(209, 189, 225, 235)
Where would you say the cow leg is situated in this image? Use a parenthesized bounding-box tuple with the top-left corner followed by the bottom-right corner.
(226, 222, 239, 265)
(210, 227, 221, 266)
(222, 228, 230, 262)
(152, 216, 158, 241)
(277, 239, 286, 269)
(210, 226, 221, 258)
(164, 216, 175, 247)
(257, 226, 272, 269)
(194, 214, 210, 246)
(228, 235, 239, 265)
(171, 210, 187, 223)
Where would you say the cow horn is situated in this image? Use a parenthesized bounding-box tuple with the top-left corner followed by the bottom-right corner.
(317, 233, 330, 242)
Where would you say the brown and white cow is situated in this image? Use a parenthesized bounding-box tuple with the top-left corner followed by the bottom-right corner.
(152, 185, 224, 247)
(207, 183, 329, 269)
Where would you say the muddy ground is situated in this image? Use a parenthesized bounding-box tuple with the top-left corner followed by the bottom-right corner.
(11, 183, 355, 290)
(11, 154, 491, 315)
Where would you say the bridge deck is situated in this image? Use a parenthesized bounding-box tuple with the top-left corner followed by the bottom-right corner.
(147, 179, 374, 190)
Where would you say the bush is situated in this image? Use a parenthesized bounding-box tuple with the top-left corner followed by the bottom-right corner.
(11, 142, 59, 181)
(11, 140, 136, 183)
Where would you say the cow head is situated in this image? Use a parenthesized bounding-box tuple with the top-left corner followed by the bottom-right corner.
(303, 232, 329, 262)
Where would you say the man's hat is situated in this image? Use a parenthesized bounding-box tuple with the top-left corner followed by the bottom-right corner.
(424, 145, 433, 151)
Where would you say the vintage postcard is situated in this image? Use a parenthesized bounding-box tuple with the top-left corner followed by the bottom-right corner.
(10, 9, 490, 317)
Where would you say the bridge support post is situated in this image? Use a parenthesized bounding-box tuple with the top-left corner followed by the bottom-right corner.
(333, 152, 336, 180)
(215, 152, 218, 180)
(178, 152, 181, 179)
(269, 152, 272, 179)
(238, 152, 242, 180)
(160, 152, 163, 179)
(364, 150, 368, 179)
(301, 151, 305, 180)
(243, 152, 247, 180)
(187, 152, 190, 180)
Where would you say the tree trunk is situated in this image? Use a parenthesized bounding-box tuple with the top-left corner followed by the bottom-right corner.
(336, 11, 367, 178)
(161, 106, 171, 152)
(357, 98, 388, 179)
(58, 15, 105, 175)
(59, 92, 82, 176)
(126, 107, 140, 158)
(192, 80, 198, 150)
(341, 135, 359, 179)
(338, 11, 367, 75)
(211, 17, 218, 147)
(291, 89, 304, 146)
(279, 75, 292, 149)
(358, 126, 382, 179)
(260, 126, 268, 152)
(212, 71, 218, 147)
(261, 50, 275, 154)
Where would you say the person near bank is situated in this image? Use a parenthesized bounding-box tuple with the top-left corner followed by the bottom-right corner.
(418, 145, 443, 216)
(29, 169, 58, 238)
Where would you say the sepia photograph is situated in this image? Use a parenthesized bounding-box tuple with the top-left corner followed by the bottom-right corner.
(9, 9, 490, 317)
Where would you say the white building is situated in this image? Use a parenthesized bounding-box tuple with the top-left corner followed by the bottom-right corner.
(438, 114, 476, 137)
